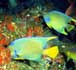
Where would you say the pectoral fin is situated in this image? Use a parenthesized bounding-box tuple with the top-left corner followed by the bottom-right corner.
(47, 36, 58, 41)
(66, 24, 74, 32)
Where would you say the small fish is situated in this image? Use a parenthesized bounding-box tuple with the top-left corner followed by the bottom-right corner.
(43, 10, 76, 35)
(8, 36, 57, 62)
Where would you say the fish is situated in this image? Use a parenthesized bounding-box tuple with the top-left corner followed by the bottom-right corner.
(43, 10, 76, 35)
(8, 36, 57, 62)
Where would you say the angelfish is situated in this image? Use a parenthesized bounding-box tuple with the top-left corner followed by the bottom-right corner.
(8, 36, 57, 62)
(43, 8, 76, 35)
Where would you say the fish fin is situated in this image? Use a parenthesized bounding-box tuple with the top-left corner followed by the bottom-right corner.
(43, 46, 59, 59)
(46, 23, 52, 29)
(14, 58, 24, 60)
(66, 25, 74, 32)
(47, 36, 58, 41)
(62, 30, 68, 35)
(71, 18, 76, 23)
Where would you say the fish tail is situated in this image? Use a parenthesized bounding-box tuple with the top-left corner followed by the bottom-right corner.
(47, 36, 58, 41)
(43, 46, 59, 59)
